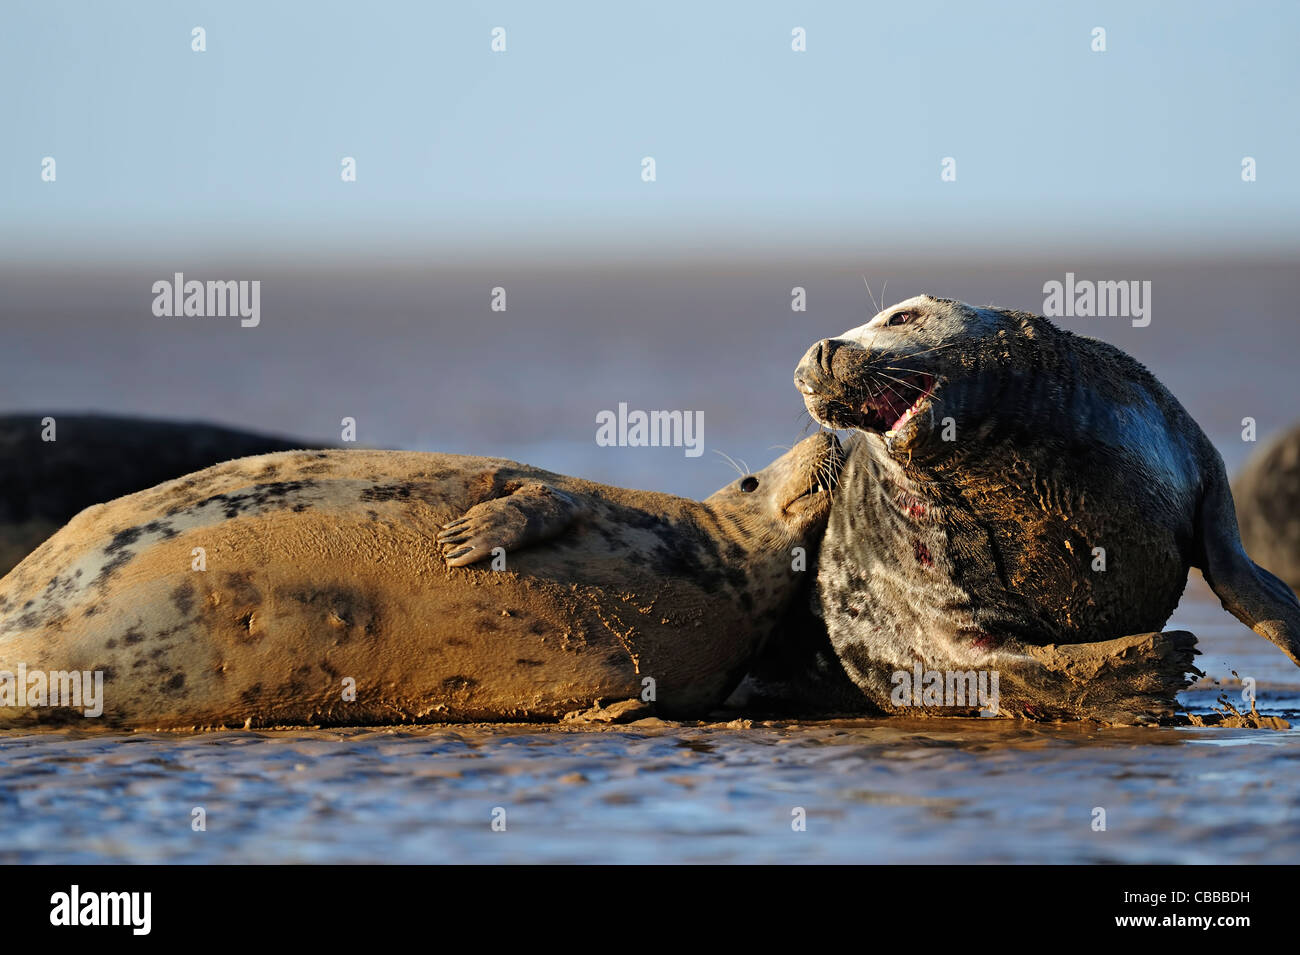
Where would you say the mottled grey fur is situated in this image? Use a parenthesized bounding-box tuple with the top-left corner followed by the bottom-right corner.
(794, 295, 1300, 721)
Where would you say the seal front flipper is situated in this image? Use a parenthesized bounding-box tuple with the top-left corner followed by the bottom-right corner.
(1013, 631, 1200, 724)
(1195, 464, 1300, 666)
(437, 482, 584, 567)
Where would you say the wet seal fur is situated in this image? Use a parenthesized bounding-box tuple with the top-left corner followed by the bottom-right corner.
(0, 437, 842, 729)
(1234, 423, 1300, 592)
(794, 295, 1300, 724)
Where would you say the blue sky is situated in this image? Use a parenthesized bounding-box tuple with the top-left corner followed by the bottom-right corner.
(3, 0, 1298, 263)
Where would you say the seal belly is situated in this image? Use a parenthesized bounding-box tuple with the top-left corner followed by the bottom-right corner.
(819, 433, 1194, 711)
(818, 444, 984, 707)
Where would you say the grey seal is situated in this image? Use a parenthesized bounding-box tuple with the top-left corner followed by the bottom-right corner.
(1234, 423, 1300, 592)
(0, 436, 841, 728)
(793, 294, 1300, 722)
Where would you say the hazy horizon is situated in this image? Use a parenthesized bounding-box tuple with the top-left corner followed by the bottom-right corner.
(5, 0, 1299, 264)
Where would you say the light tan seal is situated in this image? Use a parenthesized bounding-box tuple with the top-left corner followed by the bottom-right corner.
(0, 436, 842, 729)
(793, 294, 1300, 724)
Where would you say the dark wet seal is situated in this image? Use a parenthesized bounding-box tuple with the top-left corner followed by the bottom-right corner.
(793, 294, 1300, 721)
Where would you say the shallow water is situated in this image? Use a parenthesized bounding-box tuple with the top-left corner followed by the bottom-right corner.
(1, 578, 1297, 864)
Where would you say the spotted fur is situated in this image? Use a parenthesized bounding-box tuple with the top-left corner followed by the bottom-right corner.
(795, 295, 1300, 721)
(0, 439, 841, 728)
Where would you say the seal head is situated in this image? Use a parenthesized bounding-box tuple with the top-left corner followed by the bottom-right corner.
(702, 431, 843, 548)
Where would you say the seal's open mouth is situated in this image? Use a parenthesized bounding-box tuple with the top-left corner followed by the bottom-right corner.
(858, 373, 936, 434)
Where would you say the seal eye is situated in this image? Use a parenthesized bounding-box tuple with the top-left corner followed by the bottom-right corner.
(740, 477, 759, 493)
(887, 311, 914, 327)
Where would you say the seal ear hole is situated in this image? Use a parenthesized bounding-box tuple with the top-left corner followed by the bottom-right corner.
(740, 477, 759, 493)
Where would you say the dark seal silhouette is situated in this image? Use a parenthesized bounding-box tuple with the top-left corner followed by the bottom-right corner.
(0, 414, 326, 575)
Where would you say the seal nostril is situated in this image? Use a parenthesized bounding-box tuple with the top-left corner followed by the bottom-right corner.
(820, 339, 841, 376)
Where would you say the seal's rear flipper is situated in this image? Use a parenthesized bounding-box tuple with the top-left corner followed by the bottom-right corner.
(1015, 630, 1200, 725)
(1194, 467, 1300, 667)
(438, 483, 584, 567)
